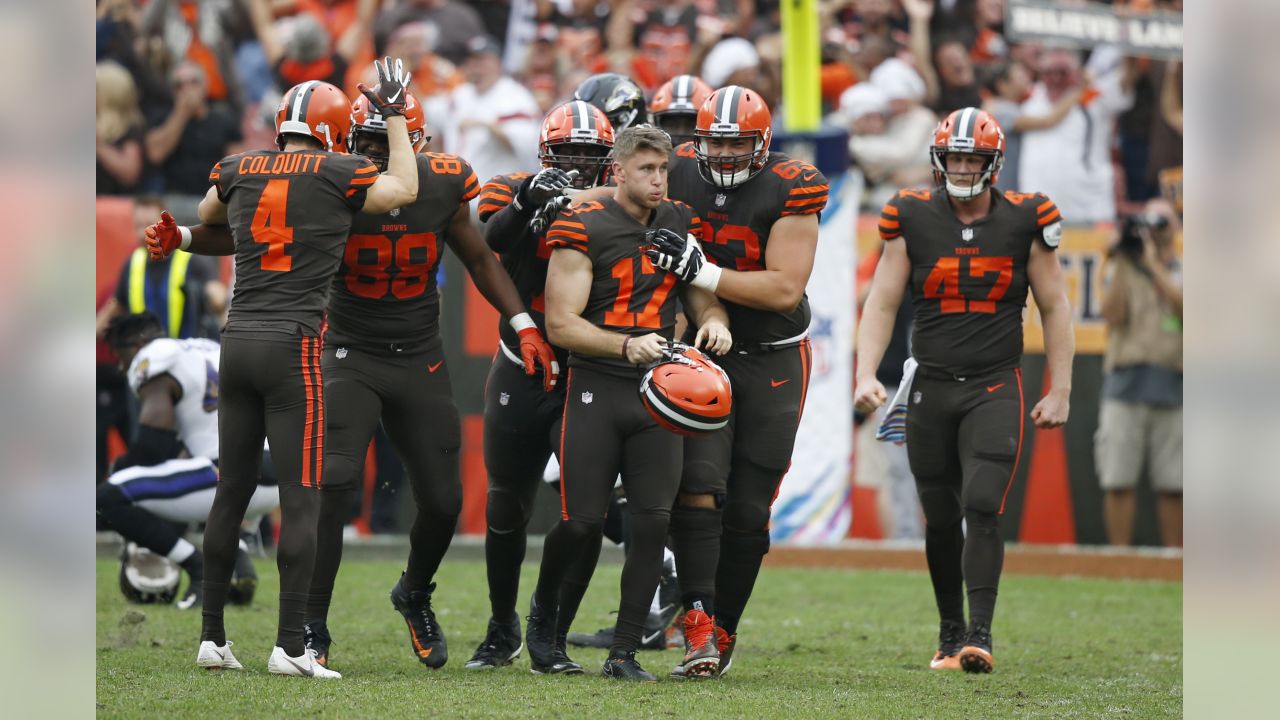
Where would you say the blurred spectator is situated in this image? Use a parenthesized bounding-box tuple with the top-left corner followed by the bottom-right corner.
(1149, 59, 1182, 210)
(833, 0, 909, 49)
(140, 0, 243, 111)
(540, 0, 611, 77)
(97, 196, 229, 343)
(842, 58, 936, 208)
(701, 36, 761, 89)
(519, 24, 566, 114)
(97, 62, 148, 196)
(903, 0, 982, 115)
(981, 59, 1086, 192)
(1018, 47, 1138, 224)
(375, 0, 489, 66)
(613, 0, 722, 92)
(247, 0, 376, 93)
(372, 20, 464, 144)
(1097, 201, 1183, 547)
(819, 42, 859, 113)
(97, 0, 173, 122)
(968, 0, 1008, 65)
(96, 287, 132, 485)
(445, 35, 542, 186)
(145, 60, 244, 196)
(1116, 60, 1159, 203)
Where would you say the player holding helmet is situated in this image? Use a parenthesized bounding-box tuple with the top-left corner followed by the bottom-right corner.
(646, 85, 827, 678)
(466, 100, 616, 673)
(526, 125, 731, 681)
(146, 59, 419, 678)
(299, 88, 557, 673)
(855, 107, 1074, 673)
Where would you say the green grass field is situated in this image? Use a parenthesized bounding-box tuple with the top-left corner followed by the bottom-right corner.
(97, 556, 1182, 719)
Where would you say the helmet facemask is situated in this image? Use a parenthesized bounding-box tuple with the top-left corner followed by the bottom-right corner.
(655, 111, 698, 147)
(930, 145, 1003, 200)
(348, 124, 427, 172)
(540, 141, 612, 189)
(694, 132, 768, 189)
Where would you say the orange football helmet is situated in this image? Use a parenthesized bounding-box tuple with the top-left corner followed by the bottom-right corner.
(539, 100, 615, 190)
(930, 107, 1006, 200)
(694, 85, 773, 188)
(651, 74, 713, 146)
(349, 90, 428, 171)
(640, 343, 733, 436)
(275, 80, 353, 152)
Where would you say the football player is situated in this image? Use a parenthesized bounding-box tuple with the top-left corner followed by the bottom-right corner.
(528, 125, 731, 681)
(573, 72, 650, 133)
(645, 85, 828, 678)
(300, 88, 557, 672)
(467, 99, 615, 673)
(146, 59, 419, 678)
(649, 74, 713, 147)
(854, 108, 1074, 673)
(98, 312, 276, 609)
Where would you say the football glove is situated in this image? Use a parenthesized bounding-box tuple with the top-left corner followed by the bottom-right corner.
(511, 313, 559, 391)
(357, 57, 412, 117)
(644, 228, 722, 291)
(528, 196, 572, 235)
(517, 168, 577, 210)
(145, 211, 185, 260)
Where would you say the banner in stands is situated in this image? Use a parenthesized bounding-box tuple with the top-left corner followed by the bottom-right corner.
(1006, 0, 1183, 60)
(770, 172, 860, 545)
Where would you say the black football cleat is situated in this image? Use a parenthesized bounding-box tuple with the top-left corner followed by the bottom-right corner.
(527, 595, 579, 674)
(304, 620, 334, 667)
(465, 615, 524, 670)
(603, 651, 657, 682)
(567, 625, 614, 649)
(390, 576, 448, 669)
(959, 622, 995, 674)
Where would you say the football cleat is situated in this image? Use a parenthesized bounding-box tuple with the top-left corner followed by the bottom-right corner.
(567, 625, 614, 649)
(465, 615, 524, 670)
(304, 621, 333, 668)
(268, 646, 342, 679)
(671, 623, 735, 678)
(526, 596, 580, 674)
(958, 622, 995, 674)
(175, 581, 203, 610)
(680, 609, 720, 678)
(603, 651, 657, 682)
(390, 576, 448, 669)
(226, 543, 258, 606)
(196, 640, 243, 670)
(930, 619, 966, 671)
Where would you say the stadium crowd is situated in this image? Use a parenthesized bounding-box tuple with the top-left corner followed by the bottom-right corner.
(96, 0, 1183, 545)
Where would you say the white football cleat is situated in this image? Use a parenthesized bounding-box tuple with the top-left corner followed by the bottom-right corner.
(196, 640, 244, 670)
(267, 646, 342, 679)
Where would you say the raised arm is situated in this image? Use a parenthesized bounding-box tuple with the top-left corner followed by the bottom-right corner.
(360, 58, 419, 214)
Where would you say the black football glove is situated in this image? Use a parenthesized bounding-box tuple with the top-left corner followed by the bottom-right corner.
(517, 168, 578, 210)
(644, 228, 722, 291)
(357, 56, 412, 117)
(529, 195, 572, 235)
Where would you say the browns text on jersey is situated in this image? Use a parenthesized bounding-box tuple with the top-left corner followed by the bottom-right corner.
(879, 187, 1061, 376)
(668, 144, 828, 344)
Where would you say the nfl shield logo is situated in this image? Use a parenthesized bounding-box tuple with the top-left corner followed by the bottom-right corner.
(390, 207, 400, 217)
(499, 392, 510, 406)
(581, 391, 594, 404)
(912, 391, 922, 404)
(961, 227, 974, 242)
(336, 348, 348, 359)
(715, 193, 727, 207)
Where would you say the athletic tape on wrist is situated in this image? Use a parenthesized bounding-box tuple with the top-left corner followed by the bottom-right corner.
(178, 225, 192, 251)
(510, 312, 537, 334)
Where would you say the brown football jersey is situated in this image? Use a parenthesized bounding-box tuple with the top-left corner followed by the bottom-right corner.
(324, 153, 481, 350)
(879, 187, 1063, 376)
(667, 143, 828, 344)
(210, 149, 378, 336)
(546, 197, 701, 375)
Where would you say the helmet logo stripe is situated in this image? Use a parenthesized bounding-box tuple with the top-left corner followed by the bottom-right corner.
(292, 80, 318, 124)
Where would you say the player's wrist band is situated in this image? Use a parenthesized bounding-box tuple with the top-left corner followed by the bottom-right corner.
(691, 263, 722, 293)
(621, 335, 632, 360)
(510, 312, 537, 334)
(178, 225, 193, 251)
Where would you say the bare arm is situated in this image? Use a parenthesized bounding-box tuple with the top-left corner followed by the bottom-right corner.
(362, 115, 419, 214)
(1028, 242, 1075, 427)
(445, 203, 527, 318)
(712, 213, 818, 313)
(136, 376, 180, 431)
(903, 0, 940, 107)
(336, 0, 378, 61)
(855, 239, 910, 383)
(545, 248, 630, 358)
(198, 186, 230, 225)
(680, 283, 732, 355)
(145, 103, 192, 165)
(247, 0, 284, 65)
(97, 137, 144, 187)
(1004, 84, 1087, 132)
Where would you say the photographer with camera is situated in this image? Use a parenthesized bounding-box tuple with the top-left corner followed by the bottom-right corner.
(1097, 201, 1183, 547)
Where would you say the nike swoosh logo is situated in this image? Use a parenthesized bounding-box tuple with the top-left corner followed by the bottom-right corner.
(986, 384, 1005, 393)
(770, 379, 791, 388)
(427, 361, 443, 373)
(802, 172, 818, 181)
(641, 629, 665, 645)
(283, 654, 314, 676)
(387, 89, 402, 103)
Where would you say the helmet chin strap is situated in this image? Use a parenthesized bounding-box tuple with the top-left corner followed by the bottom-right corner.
(944, 173, 991, 200)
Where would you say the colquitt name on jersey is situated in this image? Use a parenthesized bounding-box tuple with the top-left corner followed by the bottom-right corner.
(238, 152, 327, 176)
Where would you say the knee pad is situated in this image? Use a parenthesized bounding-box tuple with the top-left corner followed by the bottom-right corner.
(964, 508, 1000, 537)
(722, 500, 770, 537)
(721, 520, 770, 557)
(486, 487, 533, 534)
(917, 486, 963, 528)
(561, 518, 603, 544)
(670, 503, 722, 541)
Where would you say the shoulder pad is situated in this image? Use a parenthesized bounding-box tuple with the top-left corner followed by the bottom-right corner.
(128, 339, 182, 393)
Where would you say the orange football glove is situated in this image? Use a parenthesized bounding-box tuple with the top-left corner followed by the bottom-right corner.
(517, 326, 559, 391)
(145, 211, 182, 260)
